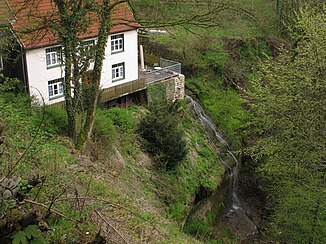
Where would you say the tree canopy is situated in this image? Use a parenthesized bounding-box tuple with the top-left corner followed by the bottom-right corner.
(248, 5, 326, 242)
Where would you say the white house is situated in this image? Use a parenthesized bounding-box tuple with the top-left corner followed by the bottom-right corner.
(7, 0, 140, 105)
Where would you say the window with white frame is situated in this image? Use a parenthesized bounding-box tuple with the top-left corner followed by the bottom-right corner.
(0, 56, 3, 71)
(81, 39, 96, 58)
(110, 34, 124, 53)
(45, 46, 62, 68)
(112, 63, 125, 81)
(83, 39, 95, 47)
(48, 78, 64, 99)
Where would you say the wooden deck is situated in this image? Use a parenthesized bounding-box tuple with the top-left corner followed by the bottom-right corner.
(100, 78, 146, 102)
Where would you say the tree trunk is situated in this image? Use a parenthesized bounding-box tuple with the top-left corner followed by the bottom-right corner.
(66, 104, 77, 143)
(76, 0, 112, 151)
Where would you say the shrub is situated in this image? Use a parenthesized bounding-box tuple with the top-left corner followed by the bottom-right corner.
(138, 101, 187, 170)
(106, 108, 135, 133)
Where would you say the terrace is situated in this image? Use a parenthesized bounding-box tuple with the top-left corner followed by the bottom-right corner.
(101, 58, 181, 102)
(139, 58, 182, 84)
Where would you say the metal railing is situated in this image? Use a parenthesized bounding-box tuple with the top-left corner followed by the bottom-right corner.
(160, 58, 181, 73)
(145, 58, 181, 84)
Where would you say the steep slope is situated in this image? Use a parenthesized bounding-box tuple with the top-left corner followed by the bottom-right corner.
(0, 93, 226, 243)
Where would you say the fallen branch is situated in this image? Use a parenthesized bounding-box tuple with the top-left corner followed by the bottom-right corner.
(24, 199, 80, 224)
(94, 210, 128, 244)
(52, 196, 165, 237)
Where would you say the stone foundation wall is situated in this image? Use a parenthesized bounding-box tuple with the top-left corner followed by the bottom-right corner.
(164, 74, 185, 101)
(147, 74, 185, 103)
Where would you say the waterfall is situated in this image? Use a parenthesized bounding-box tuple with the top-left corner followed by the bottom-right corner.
(186, 95, 257, 236)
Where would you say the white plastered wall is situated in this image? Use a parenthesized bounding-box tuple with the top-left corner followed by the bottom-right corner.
(25, 29, 138, 105)
(101, 29, 138, 89)
(25, 47, 65, 105)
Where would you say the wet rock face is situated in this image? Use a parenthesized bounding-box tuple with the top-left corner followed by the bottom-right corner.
(185, 96, 268, 242)
(223, 208, 258, 238)
(221, 155, 267, 240)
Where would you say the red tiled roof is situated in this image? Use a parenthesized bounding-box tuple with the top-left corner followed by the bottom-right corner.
(8, 0, 140, 49)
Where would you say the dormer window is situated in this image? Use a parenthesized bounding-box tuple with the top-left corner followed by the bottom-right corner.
(111, 34, 124, 53)
(46, 46, 62, 68)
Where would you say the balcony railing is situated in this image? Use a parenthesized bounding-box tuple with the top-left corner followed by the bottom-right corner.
(100, 78, 146, 102)
(145, 58, 181, 84)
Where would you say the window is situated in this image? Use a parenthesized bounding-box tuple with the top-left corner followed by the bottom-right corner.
(48, 78, 64, 99)
(46, 46, 62, 68)
(112, 63, 125, 81)
(83, 39, 95, 47)
(81, 39, 96, 58)
(110, 34, 124, 53)
(0, 56, 3, 71)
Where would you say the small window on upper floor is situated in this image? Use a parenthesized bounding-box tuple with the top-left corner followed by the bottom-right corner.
(111, 34, 124, 53)
(46, 46, 62, 68)
(0, 56, 3, 71)
(83, 39, 95, 47)
(81, 39, 96, 58)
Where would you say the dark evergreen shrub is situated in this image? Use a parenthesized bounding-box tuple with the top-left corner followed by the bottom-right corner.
(138, 101, 187, 170)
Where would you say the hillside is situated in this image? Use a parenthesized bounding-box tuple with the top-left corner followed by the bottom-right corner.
(1, 0, 279, 243)
(2, 0, 324, 243)
(0, 93, 229, 243)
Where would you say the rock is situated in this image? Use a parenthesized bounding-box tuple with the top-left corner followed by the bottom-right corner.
(2, 189, 12, 199)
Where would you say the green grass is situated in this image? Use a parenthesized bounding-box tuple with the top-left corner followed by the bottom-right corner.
(186, 75, 251, 149)
(0, 93, 228, 242)
(143, 100, 224, 222)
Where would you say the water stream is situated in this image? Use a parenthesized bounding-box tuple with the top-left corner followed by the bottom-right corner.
(186, 95, 257, 237)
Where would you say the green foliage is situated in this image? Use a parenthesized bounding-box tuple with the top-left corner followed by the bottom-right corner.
(187, 76, 251, 148)
(0, 94, 97, 242)
(184, 217, 211, 239)
(147, 82, 167, 105)
(183, 211, 223, 243)
(138, 101, 187, 170)
(0, 92, 212, 242)
(11, 225, 45, 244)
(275, 0, 324, 31)
(92, 109, 117, 140)
(105, 108, 136, 133)
(147, 102, 223, 223)
(43, 105, 68, 135)
(248, 5, 326, 242)
(0, 76, 25, 93)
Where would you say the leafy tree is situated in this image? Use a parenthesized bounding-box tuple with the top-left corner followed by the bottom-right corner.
(275, 0, 324, 29)
(138, 100, 187, 171)
(248, 5, 325, 242)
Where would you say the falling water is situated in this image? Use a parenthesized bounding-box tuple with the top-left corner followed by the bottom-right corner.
(186, 95, 257, 236)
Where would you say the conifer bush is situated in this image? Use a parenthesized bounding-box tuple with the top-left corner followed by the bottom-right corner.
(138, 100, 187, 170)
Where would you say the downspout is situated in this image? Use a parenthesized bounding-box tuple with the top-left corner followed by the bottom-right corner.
(10, 29, 29, 94)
